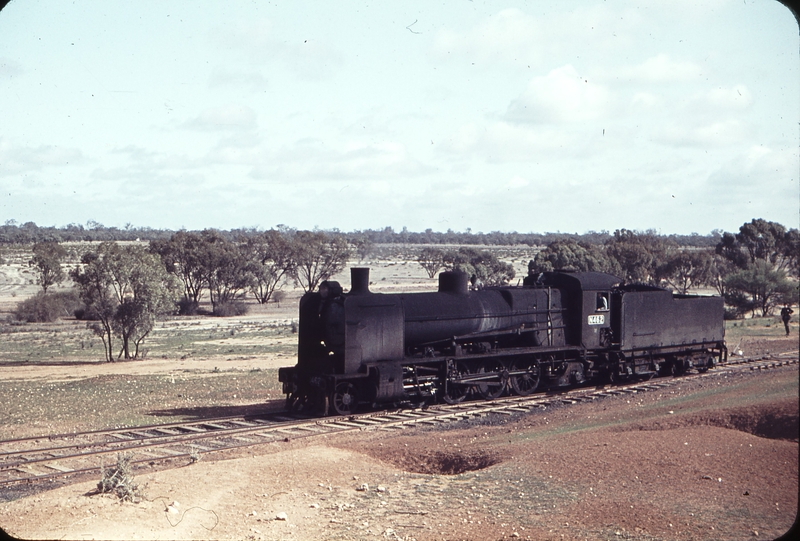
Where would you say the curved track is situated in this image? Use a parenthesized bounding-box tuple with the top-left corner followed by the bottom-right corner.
(1, 352, 796, 490)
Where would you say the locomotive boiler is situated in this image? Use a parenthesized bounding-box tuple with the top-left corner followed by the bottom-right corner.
(278, 267, 726, 415)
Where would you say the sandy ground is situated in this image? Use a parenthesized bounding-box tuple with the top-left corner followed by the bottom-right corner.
(0, 364, 797, 541)
(0, 253, 797, 540)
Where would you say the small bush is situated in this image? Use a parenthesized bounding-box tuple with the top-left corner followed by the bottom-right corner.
(213, 301, 249, 317)
(13, 290, 83, 323)
(73, 307, 92, 320)
(177, 298, 200, 316)
(97, 452, 141, 502)
(723, 308, 741, 320)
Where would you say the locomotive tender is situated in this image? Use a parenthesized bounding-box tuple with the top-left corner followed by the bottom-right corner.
(279, 267, 726, 415)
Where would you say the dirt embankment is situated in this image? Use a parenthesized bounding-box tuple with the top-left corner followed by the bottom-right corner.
(1, 366, 797, 541)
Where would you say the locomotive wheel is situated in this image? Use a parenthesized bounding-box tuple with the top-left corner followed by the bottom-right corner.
(698, 356, 715, 373)
(509, 357, 540, 396)
(331, 382, 358, 415)
(442, 360, 470, 404)
(285, 392, 297, 411)
(475, 359, 507, 400)
(287, 391, 310, 412)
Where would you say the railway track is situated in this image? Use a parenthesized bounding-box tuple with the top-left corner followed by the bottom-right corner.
(1, 352, 796, 491)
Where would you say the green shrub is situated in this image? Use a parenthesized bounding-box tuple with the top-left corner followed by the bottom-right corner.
(177, 298, 200, 315)
(13, 290, 83, 322)
(213, 301, 249, 317)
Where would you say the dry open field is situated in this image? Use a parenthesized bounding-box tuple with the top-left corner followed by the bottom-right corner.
(0, 244, 797, 540)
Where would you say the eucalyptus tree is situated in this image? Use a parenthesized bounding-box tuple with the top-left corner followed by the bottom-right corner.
(724, 260, 796, 317)
(527, 239, 619, 275)
(442, 247, 515, 287)
(196, 229, 252, 314)
(655, 249, 715, 294)
(150, 231, 208, 312)
(604, 229, 677, 284)
(714, 219, 799, 316)
(30, 241, 67, 293)
(290, 230, 351, 293)
(71, 242, 179, 361)
(244, 229, 295, 304)
(417, 247, 446, 279)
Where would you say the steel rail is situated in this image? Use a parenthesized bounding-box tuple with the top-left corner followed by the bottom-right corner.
(1, 354, 795, 489)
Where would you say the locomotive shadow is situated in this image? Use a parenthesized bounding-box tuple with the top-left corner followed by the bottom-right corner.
(147, 399, 286, 421)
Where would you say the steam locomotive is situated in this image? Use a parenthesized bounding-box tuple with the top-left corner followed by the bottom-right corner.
(278, 267, 726, 415)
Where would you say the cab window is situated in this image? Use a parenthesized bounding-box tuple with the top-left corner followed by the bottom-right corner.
(596, 292, 609, 311)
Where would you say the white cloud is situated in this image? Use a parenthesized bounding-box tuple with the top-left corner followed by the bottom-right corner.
(505, 65, 611, 124)
(629, 92, 663, 111)
(615, 54, 704, 83)
(441, 120, 577, 162)
(250, 139, 433, 181)
(207, 67, 267, 90)
(695, 144, 799, 226)
(506, 175, 529, 189)
(656, 119, 747, 147)
(431, 5, 640, 69)
(0, 139, 85, 175)
(0, 57, 23, 79)
(182, 105, 258, 132)
(432, 9, 544, 66)
(705, 85, 753, 110)
(211, 18, 343, 79)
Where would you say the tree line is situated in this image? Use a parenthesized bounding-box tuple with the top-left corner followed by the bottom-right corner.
(10, 218, 798, 361)
(15, 229, 352, 361)
(0, 219, 723, 248)
(521, 219, 797, 318)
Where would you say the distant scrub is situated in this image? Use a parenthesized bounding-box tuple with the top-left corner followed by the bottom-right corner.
(177, 298, 201, 316)
(13, 290, 83, 323)
(212, 301, 249, 317)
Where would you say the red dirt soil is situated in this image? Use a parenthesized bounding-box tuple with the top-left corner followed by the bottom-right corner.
(1, 363, 797, 541)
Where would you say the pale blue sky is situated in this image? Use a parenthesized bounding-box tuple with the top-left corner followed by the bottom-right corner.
(0, 0, 797, 234)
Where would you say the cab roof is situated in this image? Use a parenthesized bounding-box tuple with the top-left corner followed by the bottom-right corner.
(541, 270, 621, 291)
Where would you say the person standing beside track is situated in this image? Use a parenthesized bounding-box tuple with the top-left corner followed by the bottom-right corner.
(780, 304, 794, 336)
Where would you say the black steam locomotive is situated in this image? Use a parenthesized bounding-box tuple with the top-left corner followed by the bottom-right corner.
(279, 268, 726, 415)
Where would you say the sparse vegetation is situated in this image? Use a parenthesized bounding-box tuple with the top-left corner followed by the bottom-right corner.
(70, 243, 180, 361)
(12, 290, 82, 323)
(29, 241, 67, 293)
(96, 452, 141, 502)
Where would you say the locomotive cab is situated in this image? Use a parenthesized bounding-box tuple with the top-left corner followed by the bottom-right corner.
(540, 271, 620, 349)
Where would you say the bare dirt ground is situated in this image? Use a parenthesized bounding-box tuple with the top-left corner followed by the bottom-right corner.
(0, 365, 796, 541)
(0, 251, 797, 540)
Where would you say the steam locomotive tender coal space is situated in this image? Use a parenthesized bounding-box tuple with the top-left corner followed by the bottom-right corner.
(278, 268, 726, 415)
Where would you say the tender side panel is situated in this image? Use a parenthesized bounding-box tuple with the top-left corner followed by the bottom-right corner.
(620, 290, 724, 351)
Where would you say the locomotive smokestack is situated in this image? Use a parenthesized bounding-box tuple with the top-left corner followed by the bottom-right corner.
(438, 270, 469, 295)
(350, 267, 370, 294)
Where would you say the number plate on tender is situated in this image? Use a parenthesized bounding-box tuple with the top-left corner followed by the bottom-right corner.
(588, 314, 605, 325)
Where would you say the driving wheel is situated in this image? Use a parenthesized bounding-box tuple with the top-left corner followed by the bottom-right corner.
(475, 358, 507, 400)
(442, 360, 471, 404)
(509, 357, 540, 396)
(331, 382, 358, 415)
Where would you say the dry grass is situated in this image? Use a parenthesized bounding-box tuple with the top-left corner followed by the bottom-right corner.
(96, 452, 141, 503)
